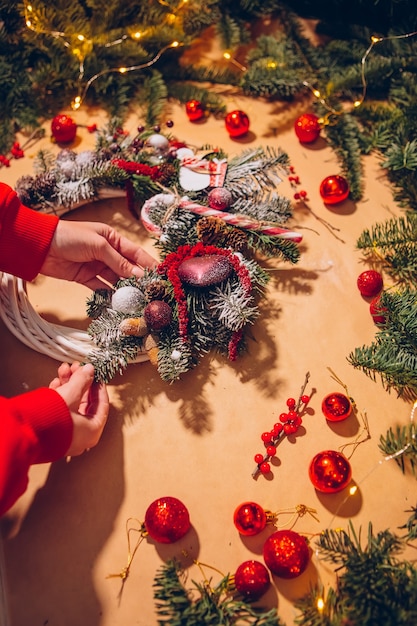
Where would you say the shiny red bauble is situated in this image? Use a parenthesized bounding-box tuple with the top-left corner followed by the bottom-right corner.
(144, 496, 191, 544)
(234, 560, 271, 600)
(294, 113, 321, 143)
(225, 110, 250, 138)
(357, 270, 383, 298)
(51, 114, 77, 143)
(233, 501, 267, 536)
(207, 187, 233, 211)
(185, 100, 205, 122)
(143, 300, 172, 330)
(322, 392, 352, 422)
(370, 295, 387, 326)
(309, 450, 352, 493)
(263, 530, 309, 578)
(319, 175, 350, 204)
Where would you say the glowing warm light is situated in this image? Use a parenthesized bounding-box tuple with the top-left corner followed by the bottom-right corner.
(267, 61, 277, 69)
(132, 31, 141, 39)
(313, 89, 321, 97)
(77, 34, 85, 41)
(26, 20, 32, 27)
(371, 36, 382, 43)
(223, 52, 231, 60)
(349, 485, 358, 496)
(317, 597, 325, 612)
(171, 40, 179, 48)
(119, 67, 127, 73)
(166, 13, 176, 23)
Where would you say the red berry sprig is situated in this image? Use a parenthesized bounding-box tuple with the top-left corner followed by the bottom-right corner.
(252, 372, 312, 478)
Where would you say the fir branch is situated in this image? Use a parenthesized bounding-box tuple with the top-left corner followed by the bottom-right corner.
(379, 422, 417, 476)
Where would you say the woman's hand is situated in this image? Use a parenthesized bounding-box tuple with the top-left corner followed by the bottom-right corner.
(49, 362, 109, 456)
(40, 220, 158, 290)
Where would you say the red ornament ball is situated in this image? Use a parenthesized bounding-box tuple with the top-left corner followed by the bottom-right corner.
(233, 501, 267, 536)
(51, 114, 77, 143)
(234, 560, 271, 600)
(263, 530, 309, 579)
(207, 187, 233, 211)
(370, 295, 387, 326)
(322, 392, 352, 422)
(357, 270, 383, 298)
(294, 113, 321, 143)
(225, 110, 250, 138)
(319, 175, 350, 204)
(143, 300, 172, 330)
(309, 450, 352, 493)
(144, 496, 191, 544)
(185, 100, 205, 122)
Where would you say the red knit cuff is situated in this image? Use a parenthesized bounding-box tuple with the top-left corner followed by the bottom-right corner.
(10, 388, 73, 464)
(0, 183, 59, 281)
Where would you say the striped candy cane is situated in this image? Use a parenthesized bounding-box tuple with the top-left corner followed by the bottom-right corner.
(141, 194, 303, 242)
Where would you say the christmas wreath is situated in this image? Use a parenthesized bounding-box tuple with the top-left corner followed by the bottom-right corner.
(13, 119, 303, 383)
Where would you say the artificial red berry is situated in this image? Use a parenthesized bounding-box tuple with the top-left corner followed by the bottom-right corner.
(266, 446, 277, 457)
(286, 398, 296, 408)
(294, 192, 300, 200)
(292, 415, 302, 427)
(261, 432, 273, 443)
(284, 423, 298, 435)
(299, 190, 307, 198)
(301, 395, 310, 404)
(288, 411, 298, 420)
(260, 462, 271, 474)
(279, 413, 289, 423)
(273, 423, 284, 436)
(166, 120, 174, 128)
(254, 453, 264, 464)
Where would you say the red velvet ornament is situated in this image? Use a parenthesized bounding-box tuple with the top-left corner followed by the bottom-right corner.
(177, 255, 233, 287)
(234, 560, 271, 600)
(233, 502, 267, 536)
(144, 496, 191, 544)
(370, 295, 387, 326)
(357, 270, 383, 297)
(319, 175, 350, 204)
(51, 114, 77, 143)
(225, 110, 250, 138)
(294, 113, 321, 143)
(322, 392, 352, 422)
(207, 187, 233, 211)
(143, 300, 172, 330)
(263, 530, 309, 579)
(185, 100, 205, 122)
(309, 450, 352, 493)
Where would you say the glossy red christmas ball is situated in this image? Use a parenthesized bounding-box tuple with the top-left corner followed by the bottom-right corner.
(234, 560, 271, 600)
(319, 175, 349, 204)
(143, 300, 172, 330)
(233, 501, 267, 536)
(185, 100, 205, 122)
(309, 450, 352, 493)
(357, 270, 383, 297)
(225, 110, 250, 138)
(263, 530, 309, 578)
(322, 392, 352, 422)
(207, 187, 233, 211)
(294, 113, 321, 143)
(370, 295, 387, 326)
(144, 496, 191, 544)
(51, 114, 77, 143)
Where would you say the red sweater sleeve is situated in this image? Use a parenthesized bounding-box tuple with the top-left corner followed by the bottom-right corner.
(0, 182, 59, 281)
(0, 388, 73, 517)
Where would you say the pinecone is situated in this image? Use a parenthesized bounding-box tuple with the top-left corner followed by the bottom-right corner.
(222, 227, 248, 251)
(157, 162, 176, 185)
(33, 172, 58, 201)
(196, 216, 228, 245)
(15, 175, 37, 207)
(144, 280, 168, 301)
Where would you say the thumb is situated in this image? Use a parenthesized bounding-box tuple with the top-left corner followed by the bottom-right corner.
(56, 363, 95, 410)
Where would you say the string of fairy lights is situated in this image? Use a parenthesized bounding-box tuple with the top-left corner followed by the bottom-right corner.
(23, 1, 417, 116)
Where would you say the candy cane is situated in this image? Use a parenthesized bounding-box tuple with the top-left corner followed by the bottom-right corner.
(141, 194, 303, 242)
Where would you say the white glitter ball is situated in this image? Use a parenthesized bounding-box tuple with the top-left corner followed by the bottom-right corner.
(111, 286, 145, 314)
(171, 349, 182, 361)
(146, 133, 169, 154)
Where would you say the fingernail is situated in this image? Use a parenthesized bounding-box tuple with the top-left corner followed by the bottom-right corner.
(82, 363, 95, 375)
(132, 266, 143, 278)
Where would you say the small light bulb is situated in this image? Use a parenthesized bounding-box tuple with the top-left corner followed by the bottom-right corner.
(132, 31, 141, 39)
(77, 34, 85, 41)
(119, 67, 127, 73)
(267, 61, 277, 69)
(171, 40, 179, 47)
(27, 4, 33, 11)
(313, 89, 321, 98)
(317, 597, 325, 612)
(223, 52, 231, 60)
(353, 100, 361, 107)
(26, 19, 32, 27)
